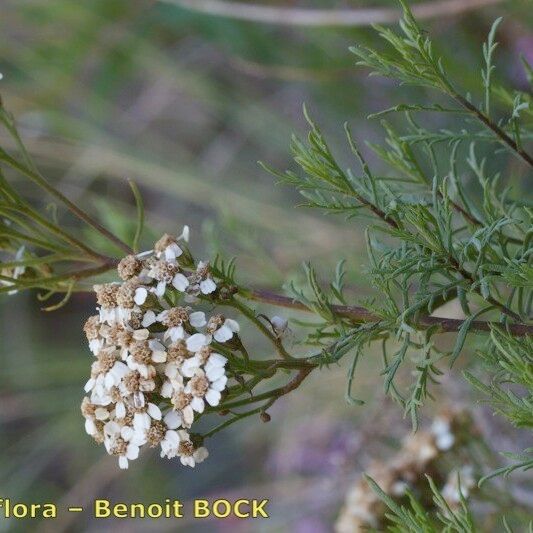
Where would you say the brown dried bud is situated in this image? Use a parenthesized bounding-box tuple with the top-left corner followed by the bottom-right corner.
(117, 255, 143, 280)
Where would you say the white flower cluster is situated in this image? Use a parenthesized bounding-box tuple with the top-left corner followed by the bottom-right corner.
(81, 229, 239, 469)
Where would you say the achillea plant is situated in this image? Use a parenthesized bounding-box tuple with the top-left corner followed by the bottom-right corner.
(0, 0, 531, 528)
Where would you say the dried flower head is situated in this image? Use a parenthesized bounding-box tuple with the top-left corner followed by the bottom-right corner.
(117, 255, 143, 280)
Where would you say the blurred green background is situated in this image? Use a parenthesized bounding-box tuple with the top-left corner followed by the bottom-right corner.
(1, 0, 532, 531)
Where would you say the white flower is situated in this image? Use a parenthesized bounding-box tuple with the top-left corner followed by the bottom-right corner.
(169, 390, 195, 428)
(83, 230, 233, 470)
(105, 361, 130, 389)
(157, 308, 202, 343)
(195, 261, 217, 295)
(182, 351, 226, 379)
(132, 403, 162, 434)
(185, 369, 227, 413)
(159, 411, 185, 458)
(160, 429, 181, 459)
(126, 339, 166, 378)
(213, 318, 240, 343)
(176, 431, 209, 467)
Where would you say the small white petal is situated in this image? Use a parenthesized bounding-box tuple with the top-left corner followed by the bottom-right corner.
(118, 456, 129, 469)
(181, 456, 194, 467)
(104, 421, 121, 437)
(165, 243, 183, 262)
(134, 287, 148, 305)
(164, 410, 182, 429)
(164, 363, 179, 379)
(147, 403, 162, 420)
(84, 378, 95, 393)
(152, 351, 167, 363)
(271, 315, 288, 332)
(183, 405, 196, 424)
(169, 325, 185, 342)
(126, 444, 140, 460)
(115, 402, 126, 418)
(214, 325, 233, 343)
(186, 333, 208, 352)
(189, 311, 207, 328)
(104, 372, 115, 389)
(193, 447, 209, 463)
(111, 361, 129, 379)
(205, 365, 225, 381)
(199, 278, 216, 294)
(165, 429, 180, 445)
(142, 310, 157, 327)
(89, 338, 102, 354)
(208, 353, 227, 367)
(436, 432, 455, 451)
(205, 389, 221, 407)
(172, 273, 189, 292)
(178, 225, 190, 242)
(149, 339, 165, 351)
(134, 412, 150, 430)
(85, 418, 96, 435)
(225, 318, 240, 332)
(155, 281, 167, 297)
(211, 375, 228, 392)
(121, 426, 134, 440)
(161, 380, 174, 397)
(133, 328, 150, 341)
(190, 397, 205, 414)
(181, 357, 200, 378)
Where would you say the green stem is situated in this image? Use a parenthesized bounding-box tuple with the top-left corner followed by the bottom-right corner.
(0, 148, 133, 255)
(226, 297, 294, 359)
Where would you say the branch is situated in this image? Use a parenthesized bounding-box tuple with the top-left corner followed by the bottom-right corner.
(0, 149, 133, 255)
(166, 0, 504, 27)
(452, 92, 533, 169)
(248, 288, 533, 336)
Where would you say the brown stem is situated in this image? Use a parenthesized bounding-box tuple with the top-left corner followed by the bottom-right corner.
(0, 260, 119, 293)
(448, 257, 522, 323)
(447, 195, 481, 226)
(248, 289, 533, 337)
(452, 93, 533, 169)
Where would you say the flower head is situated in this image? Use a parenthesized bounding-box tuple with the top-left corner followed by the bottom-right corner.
(81, 228, 236, 469)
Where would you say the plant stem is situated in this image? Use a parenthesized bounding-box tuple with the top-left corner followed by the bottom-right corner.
(0, 149, 133, 254)
(226, 297, 294, 359)
(452, 92, 533, 169)
(247, 288, 533, 336)
(204, 367, 313, 438)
